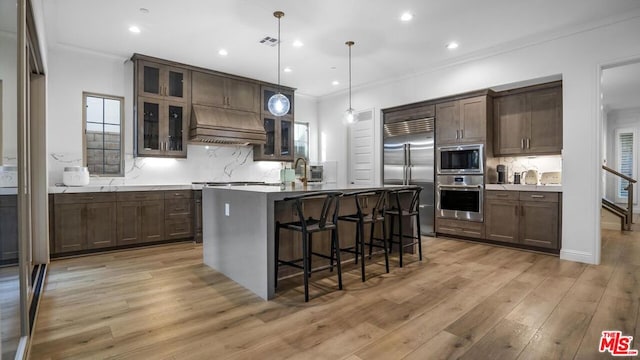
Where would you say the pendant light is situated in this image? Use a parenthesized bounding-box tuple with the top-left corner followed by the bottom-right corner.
(344, 41, 357, 124)
(267, 11, 291, 117)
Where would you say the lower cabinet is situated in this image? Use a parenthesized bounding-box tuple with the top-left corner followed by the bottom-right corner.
(164, 190, 193, 240)
(0, 195, 19, 264)
(115, 192, 165, 245)
(485, 190, 560, 250)
(435, 218, 485, 239)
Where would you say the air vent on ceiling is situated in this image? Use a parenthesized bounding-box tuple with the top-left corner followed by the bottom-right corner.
(259, 36, 279, 47)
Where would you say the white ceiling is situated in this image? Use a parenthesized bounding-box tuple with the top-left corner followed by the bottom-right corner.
(602, 61, 640, 112)
(39, 0, 640, 97)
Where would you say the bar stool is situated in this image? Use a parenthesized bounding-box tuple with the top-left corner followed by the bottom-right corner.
(338, 189, 389, 282)
(387, 186, 423, 267)
(275, 191, 343, 302)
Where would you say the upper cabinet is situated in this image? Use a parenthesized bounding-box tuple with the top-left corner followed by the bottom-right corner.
(253, 86, 295, 162)
(493, 82, 562, 156)
(191, 71, 259, 113)
(134, 56, 191, 158)
(436, 95, 490, 145)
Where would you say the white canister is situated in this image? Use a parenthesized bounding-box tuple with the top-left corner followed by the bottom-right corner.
(63, 166, 90, 186)
(0, 165, 18, 187)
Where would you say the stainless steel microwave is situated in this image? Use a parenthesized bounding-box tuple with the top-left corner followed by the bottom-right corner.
(436, 144, 484, 175)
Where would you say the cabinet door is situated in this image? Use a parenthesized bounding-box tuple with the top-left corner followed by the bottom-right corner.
(527, 87, 562, 154)
(262, 117, 276, 157)
(164, 65, 190, 102)
(141, 200, 165, 243)
(191, 71, 226, 107)
(519, 201, 559, 249)
(164, 101, 188, 157)
(280, 119, 293, 159)
(138, 97, 163, 156)
(459, 96, 486, 143)
(117, 201, 141, 245)
(485, 199, 519, 243)
(138, 61, 163, 99)
(494, 94, 528, 155)
(0, 199, 18, 262)
(435, 101, 460, 145)
(226, 79, 259, 113)
(86, 202, 117, 249)
(54, 203, 87, 253)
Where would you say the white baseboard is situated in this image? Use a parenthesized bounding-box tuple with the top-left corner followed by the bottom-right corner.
(560, 249, 597, 265)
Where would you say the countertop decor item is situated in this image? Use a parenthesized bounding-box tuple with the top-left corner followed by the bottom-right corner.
(523, 169, 539, 185)
(62, 166, 90, 186)
(267, 11, 290, 117)
(344, 41, 357, 124)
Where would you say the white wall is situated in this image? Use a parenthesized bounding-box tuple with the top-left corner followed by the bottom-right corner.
(0, 32, 17, 165)
(47, 46, 318, 185)
(317, 16, 640, 265)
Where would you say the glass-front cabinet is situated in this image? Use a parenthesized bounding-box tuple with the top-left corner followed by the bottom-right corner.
(137, 97, 188, 157)
(133, 55, 191, 157)
(254, 86, 295, 161)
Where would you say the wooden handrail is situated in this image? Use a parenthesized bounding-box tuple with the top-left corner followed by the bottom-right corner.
(602, 165, 637, 183)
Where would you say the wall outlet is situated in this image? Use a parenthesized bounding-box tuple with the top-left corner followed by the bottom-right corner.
(224, 203, 230, 216)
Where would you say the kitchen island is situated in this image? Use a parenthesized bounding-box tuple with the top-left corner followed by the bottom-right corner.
(202, 183, 404, 300)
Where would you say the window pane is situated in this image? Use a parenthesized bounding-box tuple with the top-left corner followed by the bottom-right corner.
(294, 123, 309, 159)
(104, 99, 121, 125)
(619, 132, 633, 198)
(84, 94, 123, 176)
(86, 96, 104, 124)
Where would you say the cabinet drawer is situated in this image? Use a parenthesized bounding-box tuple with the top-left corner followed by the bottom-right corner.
(0, 195, 17, 207)
(485, 190, 519, 201)
(54, 192, 116, 204)
(165, 199, 192, 217)
(436, 218, 484, 239)
(116, 191, 164, 202)
(165, 218, 193, 240)
(164, 190, 193, 200)
(519, 192, 559, 203)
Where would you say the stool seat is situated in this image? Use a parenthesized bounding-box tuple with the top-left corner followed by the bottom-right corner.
(281, 219, 337, 233)
(338, 213, 385, 224)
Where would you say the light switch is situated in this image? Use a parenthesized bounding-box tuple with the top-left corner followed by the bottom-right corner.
(224, 203, 230, 216)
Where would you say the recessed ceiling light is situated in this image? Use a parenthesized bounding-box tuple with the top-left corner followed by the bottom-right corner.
(218, 49, 228, 56)
(139, 8, 149, 14)
(293, 40, 304, 47)
(446, 42, 459, 50)
(332, 80, 340, 86)
(128, 25, 141, 34)
(400, 12, 413, 22)
(283, 67, 292, 73)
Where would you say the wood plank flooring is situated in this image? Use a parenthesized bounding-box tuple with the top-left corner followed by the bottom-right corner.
(30, 230, 640, 359)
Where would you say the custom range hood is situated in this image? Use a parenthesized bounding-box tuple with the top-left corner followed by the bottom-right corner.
(189, 105, 266, 145)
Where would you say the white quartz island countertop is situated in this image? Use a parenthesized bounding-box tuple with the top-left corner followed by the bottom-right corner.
(485, 184, 562, 192)
(48, 184, 197, 193)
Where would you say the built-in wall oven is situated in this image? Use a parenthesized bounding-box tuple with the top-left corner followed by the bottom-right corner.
(436, 175, 484, 222)
(436, 144, 483, 175)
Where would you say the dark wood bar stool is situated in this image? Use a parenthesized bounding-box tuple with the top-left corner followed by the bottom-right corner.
(275, 191, 343, 302)
(338, 189, 389, 282)
(387, 186, 423, 267)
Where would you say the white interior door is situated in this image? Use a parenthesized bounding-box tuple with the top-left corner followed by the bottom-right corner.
(348, 109, 375, 185)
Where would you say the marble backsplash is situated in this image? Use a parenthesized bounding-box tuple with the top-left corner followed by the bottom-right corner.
(492, 155, 562, 184)
(49, 144, 283, 186)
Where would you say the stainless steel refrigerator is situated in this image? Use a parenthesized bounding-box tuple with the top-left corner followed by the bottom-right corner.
(383, 118, 435, 235)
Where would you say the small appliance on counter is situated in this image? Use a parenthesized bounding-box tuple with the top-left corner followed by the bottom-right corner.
(540, 171, 562, 185)
(496, 164, 506, 184)
(308, 165, 324, 183)
(62, 166, 90, 186)
(522, 169, 539, 185)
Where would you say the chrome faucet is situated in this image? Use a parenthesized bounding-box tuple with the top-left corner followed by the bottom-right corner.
(294, 157, 308, 186)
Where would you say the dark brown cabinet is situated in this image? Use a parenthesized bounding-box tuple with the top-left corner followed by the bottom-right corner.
(254, 86, 295, 161)
(134, 56, 191, 158)
(116, 192, 165, 245)
(484, 190, 560, 250)
(164, 190, 193, 240)
(493, 83, 562, 156)
(436, 95, 489, 145)
(0, 195, 18, 264)
(192, 71, 260, 113)
(53, 193, 117, 253)
(435, 218, 485, 239)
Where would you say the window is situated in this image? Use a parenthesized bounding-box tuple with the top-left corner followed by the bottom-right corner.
(294, 122, 309, 160)
(616, 129, 635, 201)
(83, 93, 124, 176)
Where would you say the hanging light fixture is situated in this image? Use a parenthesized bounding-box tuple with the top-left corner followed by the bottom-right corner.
(344, 41, 357, 124)
(267, 11, 291, 117)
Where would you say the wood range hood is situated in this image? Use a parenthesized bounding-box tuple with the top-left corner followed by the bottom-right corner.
(189, 104, 266, 145)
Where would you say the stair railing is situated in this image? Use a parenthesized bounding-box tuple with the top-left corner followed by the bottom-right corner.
(603, 165, 637, 230)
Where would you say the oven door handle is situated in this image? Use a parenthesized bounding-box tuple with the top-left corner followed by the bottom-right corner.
(438, 184, 483, 189)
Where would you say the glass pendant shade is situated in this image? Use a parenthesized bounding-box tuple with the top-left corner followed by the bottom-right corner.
(344, 108, 356, 124)
(268, 93, 290, 116)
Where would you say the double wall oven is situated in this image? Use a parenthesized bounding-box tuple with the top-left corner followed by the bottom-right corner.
(436, 144, 484, 222)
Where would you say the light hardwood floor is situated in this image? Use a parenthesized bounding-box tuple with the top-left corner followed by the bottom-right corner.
(30, 230, 640, 359)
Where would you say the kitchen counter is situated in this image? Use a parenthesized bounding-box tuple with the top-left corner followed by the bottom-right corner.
(202, 183, 398, 300)
(0, 187, 17, 195)
(485, 184, 562, 192)
(48, 184, 197, 193)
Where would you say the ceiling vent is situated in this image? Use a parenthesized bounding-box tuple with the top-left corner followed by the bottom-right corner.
(259, 36, 279, 47)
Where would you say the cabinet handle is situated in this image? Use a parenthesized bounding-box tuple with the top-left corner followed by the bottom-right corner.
(527, 138, 531, 149)
(176, 227, 186, 232)
(174, 208, 186, 211)
(496, 194, 509, 197)
(455, 130, 459, 139)
(460, 129, 464, 139)
(531, 195, 545, 199)
(80, 197, 95, 201)
(521, 138, 525, 149)
(515, 205, 518, 216)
